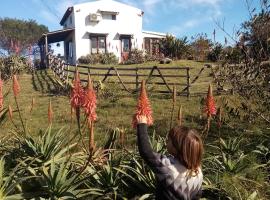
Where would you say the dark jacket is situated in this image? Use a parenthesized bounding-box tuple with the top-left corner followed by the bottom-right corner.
(137, 124, 202, 200)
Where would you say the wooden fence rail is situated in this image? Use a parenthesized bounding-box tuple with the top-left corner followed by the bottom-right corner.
(47, 53, 192, 97)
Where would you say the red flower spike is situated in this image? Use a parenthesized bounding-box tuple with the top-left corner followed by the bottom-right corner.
(48, 99, 53, 124)
(0, 78, 3, 110)
(132, 80, 153, 128)
(204, 84, 216, 117)
(70, 70, 84, 109)
(83, 75, 97, 122)
(12, 75, 20, 97)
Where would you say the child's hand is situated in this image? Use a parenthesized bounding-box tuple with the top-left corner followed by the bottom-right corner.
(137, 115, 147, 124)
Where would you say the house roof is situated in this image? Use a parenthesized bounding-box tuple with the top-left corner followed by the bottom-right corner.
(60, 7, 73, 26)
(142, 31, 167, 38)
(38, 28, 74, 45)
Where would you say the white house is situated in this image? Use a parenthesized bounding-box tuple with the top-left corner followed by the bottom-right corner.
(38, 0, 166, 65)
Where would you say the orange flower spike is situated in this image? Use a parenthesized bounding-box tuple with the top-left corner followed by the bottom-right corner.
(177, 105, 183, 126)
(132, 80, 153, 128)
(8, 105, 13, 120)
(204, 84, 216, 117)
(0, 78, 3, 110)
(48, 99, 53, 124)
(70, 70, 84, 109)
(12, 75, 20, 97)
(83, 75, 97, 122)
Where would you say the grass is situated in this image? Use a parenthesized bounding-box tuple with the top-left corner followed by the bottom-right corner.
(1, 60, 269, 199)
(1, 60, 216, 140)
(2, 59, 267, 143)
(69, 59, 215, 94)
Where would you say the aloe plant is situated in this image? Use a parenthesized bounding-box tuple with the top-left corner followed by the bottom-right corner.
(0, 157, 26, 200)
(83, 152, 127, 199)
(40, 160, 91, 199)
(21, 126, 76, 166)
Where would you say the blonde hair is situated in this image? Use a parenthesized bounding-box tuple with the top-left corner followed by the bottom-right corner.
(168, 126, 203, 174)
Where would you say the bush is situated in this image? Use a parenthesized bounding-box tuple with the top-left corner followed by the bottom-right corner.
(123, 49, 144, 64)
(100, 53, 118, 64)
(0, 55, 29, 80)
(78, 53, 118, 65)
(144, 53, 164, 62)
(78, 54, 101, 64)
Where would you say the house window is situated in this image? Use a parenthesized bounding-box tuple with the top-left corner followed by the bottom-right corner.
(90, 36, 106, 53)
(102, 14, 117, 20)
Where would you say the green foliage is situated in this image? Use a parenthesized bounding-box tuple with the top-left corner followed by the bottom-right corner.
(160, 35, 190, 59)
(0, 55, 30, 80)
(78, 54, 101, 65)
(217, 1, 270, 125)
(40, 161, 89, 199)
(100, 53, 118, 64)
(97, 81, 122, 103)
(207, 43, 223, 62)
(190, 33, 213, 61)
(123, 49, 145, 64)
(21, 126, 75, 166)
(144, 53, 163, 62)
(78, 53, 118, 65)
(0, 18, 48, 55)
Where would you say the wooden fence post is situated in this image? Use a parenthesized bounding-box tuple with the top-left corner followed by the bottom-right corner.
(186, 67, 190, 99)
(66, 64, 70, 83)
(135, 67, 139, 92)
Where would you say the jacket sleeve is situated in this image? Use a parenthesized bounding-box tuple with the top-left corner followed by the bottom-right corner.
(137, 123, 166, 173)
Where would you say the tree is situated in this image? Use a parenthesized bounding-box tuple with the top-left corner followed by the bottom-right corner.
(207, 42, 223, 62)
(190, 33, 213, 61)
(217, 0, 270, 123)
(160, 35, 189, 59)
(0, 18, 48, 56)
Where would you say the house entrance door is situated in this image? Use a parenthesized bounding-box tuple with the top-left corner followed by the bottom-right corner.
(120, 36, 131, 62)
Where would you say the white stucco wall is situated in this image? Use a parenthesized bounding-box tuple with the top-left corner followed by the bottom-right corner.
(70, 0, 143, 63)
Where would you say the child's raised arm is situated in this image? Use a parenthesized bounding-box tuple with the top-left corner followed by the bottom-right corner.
(136, 115, 166, 173)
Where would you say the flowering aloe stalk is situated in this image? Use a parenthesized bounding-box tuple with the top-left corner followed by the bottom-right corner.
(12, 75, 25, 134)
(204, 84, 216, 117)
(70, 69, 84, 133)
(12, 75, 20, 97)
(132, 80, 153, 128)
(83, 75, 97, 123)
(0, 78, 3, 111)
(83, 75, 97, 153)
(48, 99, 53, 124)
(177, 105, 183, 126)
(204, 84, 216, 134)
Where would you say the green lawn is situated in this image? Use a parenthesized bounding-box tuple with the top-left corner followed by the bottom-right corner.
(1, 60, 269, 199)
(2, 60, 216, 140)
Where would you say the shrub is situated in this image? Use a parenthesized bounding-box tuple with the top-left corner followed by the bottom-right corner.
(78, 54, 101, 65)
(123, 49, 144, 64)
(100, 53, 118, 64)
(0, 55, 29, 80)
(144, 53, 164, 62)
(78, 53, 118, 65)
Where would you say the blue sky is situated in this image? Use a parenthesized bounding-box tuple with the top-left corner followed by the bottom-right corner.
(0, 0, 261, 45)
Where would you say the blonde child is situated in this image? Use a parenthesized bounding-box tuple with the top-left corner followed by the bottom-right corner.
(136, 115, 203, 200)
